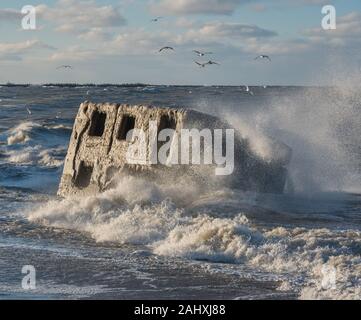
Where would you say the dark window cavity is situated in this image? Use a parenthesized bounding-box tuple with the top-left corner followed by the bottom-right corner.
(117, 115, 136, 141)
(158, 114, 176, 133)
(158, 115, 176, 157)
(75, 162, 93, 189)
(88, 110, 106, 137)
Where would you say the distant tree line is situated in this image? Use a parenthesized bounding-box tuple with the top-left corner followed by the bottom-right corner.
(0, 83, 149, 88)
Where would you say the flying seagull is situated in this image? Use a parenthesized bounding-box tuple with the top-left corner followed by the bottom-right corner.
(26, 106, 32, 115)
(205, 60, 220, 66)
(244, 85, 254, 96)
(195, 60, 220, 68)
(56, 65, 73, 69)
(151, 17, 163, 22)
(193, 50, 213, 57)
(254, 55, 271, 62)
(195, 61, 207, 68)
(159, 47, 174, 52)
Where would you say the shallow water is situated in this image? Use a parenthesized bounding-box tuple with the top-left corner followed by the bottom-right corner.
(0, 85, 360, 300)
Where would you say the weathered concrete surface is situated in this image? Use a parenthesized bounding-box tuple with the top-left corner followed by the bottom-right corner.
(58, 101, 291, 197)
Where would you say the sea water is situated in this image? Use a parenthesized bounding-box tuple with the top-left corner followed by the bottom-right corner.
(0, 85, 360, 299)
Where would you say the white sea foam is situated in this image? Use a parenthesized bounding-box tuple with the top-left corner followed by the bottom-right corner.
(44, 124, 72, 131)
(7, 131, 30, 145)
(197, 84, 361, 193)
(39, 149, 64, 167)
(2, 83, 360, 300)
(6, 122, 40, 145)
(2, 121, 66, 167)
(5, 146, 64, 167)
(263, 86, 361, 193)
(28, 177, 361, 300)
(224, 115, 289, 162)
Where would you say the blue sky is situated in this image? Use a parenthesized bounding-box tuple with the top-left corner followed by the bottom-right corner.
(0, 0, 360, 85)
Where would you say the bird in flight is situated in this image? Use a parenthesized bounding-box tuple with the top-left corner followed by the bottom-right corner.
(193, 50, 213, 57)
(254, 55, 271, 62)
(159, 47, 174, 52)
(151, 17, 163, 22)
(244, 85, 254, 96)
(26, 106, 32, 115)
(195, 61, 207, 68)
(56, 65, 73, 69)
(195, 60, 220, 68)
(205, 60, 220, 66)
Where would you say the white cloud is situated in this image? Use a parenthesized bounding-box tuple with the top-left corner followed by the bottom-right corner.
(193, 22, 277, 39)
(36, 0, 126, 34)
(106, 28, 181, 56)
(0, 9, 22, 22)
(49, 46, 95, 61)
(304, 12, 361, 46)
(78, 28, 113, 41)
(246, 0, 332, 11)
(306, 12, 361, 37)
(42, 9, 361, 70)
(150, 0, 251, 15)
(49, 21, 284, 62)
(240, 38, 311, 55)
(49, 28, 173, 61)
(175, 21, 278, 51)
(0, 40, 54, 61)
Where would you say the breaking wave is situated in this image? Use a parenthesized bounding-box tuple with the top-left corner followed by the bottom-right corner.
(4, 146, 64, 167)
(195, 85, 361, 194)
(2, 85, 360, 300)
(28, 176, 361, 300)
(6, 122, 39, 145)
(0, 121, 68, 167)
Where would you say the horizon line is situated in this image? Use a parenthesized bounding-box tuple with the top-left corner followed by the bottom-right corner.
(0, 82, 334, 88)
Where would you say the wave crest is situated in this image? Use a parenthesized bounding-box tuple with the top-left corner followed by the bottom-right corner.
(27, 177, 361, 299)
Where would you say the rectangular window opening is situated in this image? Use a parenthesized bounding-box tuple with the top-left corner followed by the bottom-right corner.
(117, 114, 136, 141)
(158, 115, 177, 158)
(75, 161, 93, 189)
(88, 110, 106, 137)
(158, 114, 176, 134)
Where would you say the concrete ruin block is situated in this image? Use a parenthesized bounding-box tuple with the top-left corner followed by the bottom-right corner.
(58, 101, 291, 197)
